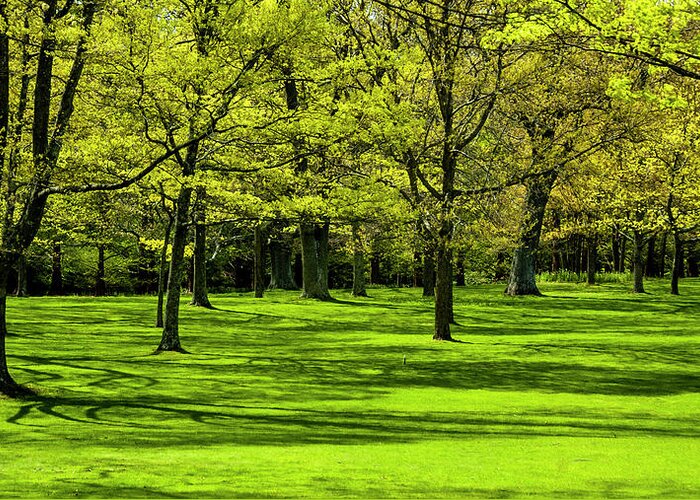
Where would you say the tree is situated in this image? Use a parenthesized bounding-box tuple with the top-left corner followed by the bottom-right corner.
(545, 0, 700, 82)
(500, 43, 618, 295)
(0, 0, 241, 396)
(190, 187, 213, 308)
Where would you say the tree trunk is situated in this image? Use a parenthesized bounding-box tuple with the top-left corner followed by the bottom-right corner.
(645, 236, 657, 277)
(299, 222, 331, 300)
(550, 211, 562, 272)
(370, 254, 380, 285)
(671, 234, 683, 295)
(587, 237, 597, 285)
(136, 240, 152, 294)
(95, 244, 106, 296)
(14, 254, 28, 297)
(159, 184, 192, 352)
(412, 252, 422, 288)
(619, 237, 627, 273)
(632, 231, 646, 294)
(433, 235, 453, 341)
(657, 232, 668, 278)
(506, 248, 540, 295)
(506, 171, 557, 296)
(268, 239, 297, 290)
(317, 223, 329, 292)
(253, 224, 265, 298)
(574, 236, 583, 275)
(351, 222, 367, 297)
(159, 140, 198, 352)
(190, 219, 212, 308)
(49, 243, 63, 295)
(612, 230, 620, 273)
(0, 262, 29, 396)
(686, 243, 698, 277)
(156, 218, 173, 328)
(422, 249, 436, 297)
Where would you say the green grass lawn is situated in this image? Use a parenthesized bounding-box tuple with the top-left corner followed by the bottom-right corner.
(1, 280, 699, 498)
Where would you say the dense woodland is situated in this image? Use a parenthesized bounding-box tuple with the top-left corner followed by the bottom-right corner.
(2, 0, 700, 396)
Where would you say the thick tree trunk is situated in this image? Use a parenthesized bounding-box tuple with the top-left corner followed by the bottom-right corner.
(632, 232, 646, 294)
(268, 239, 297, 290)
(587, 237, 597, 285)
(506, 248, 540, 295)
(299, 222, 331, 300)
(253, 225, 265, 298)
(351, 222, 367, 297)
(422, 249, 436, 297)
(156, 218, 173, 328)
(190, 223, 212, 308)
(95, 244, 106, 296)
(671, 234, 683, 295)
(49, 243, 63, 295)
(506, 171, 557, 296)
(14, 254, 28, 297)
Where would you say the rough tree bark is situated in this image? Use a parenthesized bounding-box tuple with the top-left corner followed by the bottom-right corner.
(299, 222, 331, 300)
(351, 222, 367, 297)
(506, 170, 557, 296)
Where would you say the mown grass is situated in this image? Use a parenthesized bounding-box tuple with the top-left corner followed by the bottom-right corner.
(1, 279, 699, 498)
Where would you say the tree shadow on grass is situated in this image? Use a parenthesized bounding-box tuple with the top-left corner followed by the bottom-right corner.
(5, 345, 700, 448)
(6, 387, 700, 449)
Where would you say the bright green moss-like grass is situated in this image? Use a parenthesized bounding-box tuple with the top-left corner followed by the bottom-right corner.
(1, 280, 699, 497)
